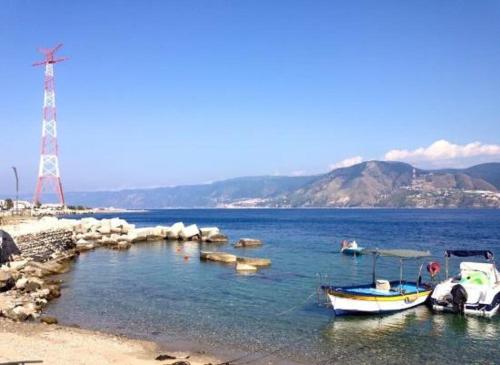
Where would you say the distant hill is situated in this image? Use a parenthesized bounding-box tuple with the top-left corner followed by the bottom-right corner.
(65, 161, 500, 209)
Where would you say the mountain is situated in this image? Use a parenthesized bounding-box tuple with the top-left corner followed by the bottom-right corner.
(66, 175, 318, 208)
(65, 161, 500, 209)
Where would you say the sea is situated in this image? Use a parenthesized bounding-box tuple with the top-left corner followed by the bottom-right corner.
(47, 209, 500, 364)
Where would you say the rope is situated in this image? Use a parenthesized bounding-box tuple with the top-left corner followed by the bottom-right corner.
(276, 291, 317, 316)
(214, 290, 319, 365)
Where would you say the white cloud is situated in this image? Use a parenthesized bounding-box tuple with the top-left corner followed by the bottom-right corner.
(329, 156, 363, 170)
(384, 140, 500, 166)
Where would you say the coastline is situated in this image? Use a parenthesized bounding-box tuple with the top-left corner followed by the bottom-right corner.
(0, 318, 220, 365)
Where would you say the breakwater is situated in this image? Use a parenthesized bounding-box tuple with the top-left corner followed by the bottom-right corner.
(0, 216, 231, 323)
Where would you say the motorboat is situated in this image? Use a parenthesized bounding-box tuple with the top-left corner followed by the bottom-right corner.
(340, 240, 364, 256)
(430, 250, 500, 317)
(322, 249, 432, 315)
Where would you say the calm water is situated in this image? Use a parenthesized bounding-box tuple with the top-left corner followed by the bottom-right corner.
(48, 209, 500, 364)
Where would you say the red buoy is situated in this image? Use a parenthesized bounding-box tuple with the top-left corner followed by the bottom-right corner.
(427, 261, 441, 277)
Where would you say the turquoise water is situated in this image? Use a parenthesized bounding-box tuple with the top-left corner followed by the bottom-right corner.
(48, 209, 500, 364)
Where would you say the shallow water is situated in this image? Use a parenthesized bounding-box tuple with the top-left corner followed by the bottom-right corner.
(47, 209, 500, 364)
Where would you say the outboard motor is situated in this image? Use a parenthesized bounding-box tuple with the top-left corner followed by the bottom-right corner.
(450, 284, 468, 315)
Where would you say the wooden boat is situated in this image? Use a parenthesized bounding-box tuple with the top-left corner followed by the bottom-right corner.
(430, 250, 500, 317)
(322, 249, 432, 315)
(340, 240, 364, 256)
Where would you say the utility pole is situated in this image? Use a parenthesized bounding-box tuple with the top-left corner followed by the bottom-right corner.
(11, 166, 19, 215)
(33, 44, 67, 207)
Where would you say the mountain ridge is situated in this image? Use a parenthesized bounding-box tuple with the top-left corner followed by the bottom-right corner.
(64, 161, 500, 209)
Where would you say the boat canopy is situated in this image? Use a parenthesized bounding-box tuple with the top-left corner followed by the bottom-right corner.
(364, 249, 431, 259)
(444, 250, 494, 260)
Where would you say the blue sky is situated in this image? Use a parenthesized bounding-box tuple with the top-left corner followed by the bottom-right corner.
(1, 0, 500, 196)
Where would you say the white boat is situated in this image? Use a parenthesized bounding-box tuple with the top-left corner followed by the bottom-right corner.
(322, 249, 433, 315)
(430, 250, 500, 317)
(340, 240, 364, 256)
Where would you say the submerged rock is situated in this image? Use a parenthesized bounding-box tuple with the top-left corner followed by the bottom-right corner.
(200, 251, 237, 263)
(236, 263, 258, 272)
(205, 233, 229, 243)
(236, 256, 271, 267)
(40, 315, 58, 325)
(234, 238, 262, 248)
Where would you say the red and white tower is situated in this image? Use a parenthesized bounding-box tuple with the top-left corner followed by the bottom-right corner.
(33, 44, 68, 206)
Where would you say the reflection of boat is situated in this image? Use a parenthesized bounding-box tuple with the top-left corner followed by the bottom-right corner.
(340, 240, 364, 256)
(322, 249, 432, 315)
(430, 250, 500, 317)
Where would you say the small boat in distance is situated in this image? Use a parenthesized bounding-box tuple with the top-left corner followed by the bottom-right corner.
(430, 250, 500, 317)
(340, 240, 364, 256)
(322, 249, 432, 315)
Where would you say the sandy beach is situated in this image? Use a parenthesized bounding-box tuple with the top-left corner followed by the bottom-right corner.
(0, 319, 219, 365)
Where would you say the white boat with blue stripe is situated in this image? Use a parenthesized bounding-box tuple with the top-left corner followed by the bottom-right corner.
(322, 249, 433, 315)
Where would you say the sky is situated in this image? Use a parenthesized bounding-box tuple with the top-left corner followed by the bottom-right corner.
(1, 0, 500, 196)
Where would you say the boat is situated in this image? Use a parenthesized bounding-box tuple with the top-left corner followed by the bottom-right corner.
(430, 250, 500, 317)
(340, 240, 364, 256)
(322, 249, 433, 315)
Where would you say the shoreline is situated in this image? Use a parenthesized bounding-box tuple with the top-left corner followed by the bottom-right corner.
(0, 216, 292, 365)
(0, 318, 221, 365)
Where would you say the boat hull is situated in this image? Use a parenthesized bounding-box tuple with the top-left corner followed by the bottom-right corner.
(324, 282, 431, 315)
(431, 301, 499, 318)
(340, 247, 364, 256)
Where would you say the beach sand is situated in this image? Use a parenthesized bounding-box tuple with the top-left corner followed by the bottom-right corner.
(0, 319, 219, 365)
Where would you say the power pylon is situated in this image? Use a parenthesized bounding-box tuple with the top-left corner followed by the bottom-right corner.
(33, 44, 68, 206)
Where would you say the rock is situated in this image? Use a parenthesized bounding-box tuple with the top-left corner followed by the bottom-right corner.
(155, 354, 176, 361)
(112, 241, 131, 250)
(234, 238, 262, 248)
(155, 226, 171, 238)
(76, 238, 89, 245)
(97, 220, 111, 235)
(171, 362, 190, 365)
(31, 288, 51, 300)
(40, 315, 58, 325)
(179, 224, 200, 240)
(0, 271, 14, 292)
(236, 256, 271, 267)
(76, 242, 95, 252)
(7, 260, 29, 271)
(15, 277, 28, 290)
(236, 263, 258, 272)
(167, 222, 184, 240)
(0, 292, 16, 315)
(25, 277, 44, 292)
(200, 227, 220, 238)
(205, 233, 229, 243)
(25, 260, 71, 276)
(5, 303, 38, 321)
(200, 251, 237, 263)
(46, 284, 61, 299)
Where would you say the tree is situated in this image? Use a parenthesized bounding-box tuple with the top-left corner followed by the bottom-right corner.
(4, 198, 13, 210)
